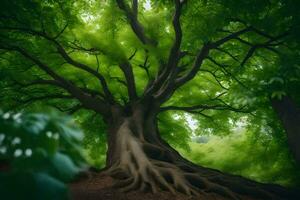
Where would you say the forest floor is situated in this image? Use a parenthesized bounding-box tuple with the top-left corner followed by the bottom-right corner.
(69, 172, 257, 200)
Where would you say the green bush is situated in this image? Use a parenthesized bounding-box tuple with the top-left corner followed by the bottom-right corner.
(0, 110, 86, 200)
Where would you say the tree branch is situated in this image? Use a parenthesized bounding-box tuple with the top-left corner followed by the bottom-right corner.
(206, 57, 248, 89)
(118, 61, 137, 101)
(144, 0, 186, 98)
(53, 22, 68, 39)
(54, 42, 115, 103)
(132, 0, 138, 17)
(215, 47, 239, 62)
(212, 27, 253, 48)
(0, 26, 115, 103)
(199, 69, 229, 90)
(174, 43, 211, 87)
(172, 26, 287, 90)
(160, 104, 249, 113)
(138, 54, 150, 78)
(11, 78, 105, 100)
(0, 45, 110, 115)
(18, 94, 73, 105)
(237, 32, 288, 69)
(116, 0, 156, 45)
(110, 76, 127, 87)
(49, 103, 83, 115)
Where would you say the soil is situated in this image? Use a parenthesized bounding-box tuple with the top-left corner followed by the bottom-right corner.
(69, 172, 257, 200)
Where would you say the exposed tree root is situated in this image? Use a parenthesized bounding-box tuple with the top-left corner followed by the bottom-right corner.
(104, 119, 297, 200)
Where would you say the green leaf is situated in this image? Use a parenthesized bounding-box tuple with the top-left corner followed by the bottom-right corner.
(50, 152, 82, 181)
(0, 172, 67, 200)
(34, 173, 68, 200)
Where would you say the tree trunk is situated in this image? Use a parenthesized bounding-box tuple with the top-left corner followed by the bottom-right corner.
(271, 96, 300, 164)
(103, 104, 298, 199)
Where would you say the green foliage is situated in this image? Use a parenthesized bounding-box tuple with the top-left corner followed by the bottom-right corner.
(0, 110, 86, 200)
(158, 112, 191, 151)
(180, 131, 300, 187)
(75, 112, 107, 168)
(1, 172, 67, 200)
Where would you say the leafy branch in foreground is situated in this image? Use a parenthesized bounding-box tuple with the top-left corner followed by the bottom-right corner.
(0, 110, 85, 200)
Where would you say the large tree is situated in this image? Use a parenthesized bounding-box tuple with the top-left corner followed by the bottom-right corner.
(1, 0, 299, 199)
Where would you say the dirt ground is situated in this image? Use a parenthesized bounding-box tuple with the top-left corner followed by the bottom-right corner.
(69, 172, 256, 200)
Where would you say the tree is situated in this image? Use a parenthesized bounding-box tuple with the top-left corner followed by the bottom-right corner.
(266, 48, 300, 164)
(0, 0, 299, 199)
(272, 97, 300, 164)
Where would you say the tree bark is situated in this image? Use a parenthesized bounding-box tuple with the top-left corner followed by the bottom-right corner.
(102, 103, 298, 199)
(271, 96, 300, 164)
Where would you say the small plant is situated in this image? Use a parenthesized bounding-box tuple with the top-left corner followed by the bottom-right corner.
(0, 110, 86, 200)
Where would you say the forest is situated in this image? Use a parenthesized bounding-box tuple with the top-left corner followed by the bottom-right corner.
(0, 0, 300, 199)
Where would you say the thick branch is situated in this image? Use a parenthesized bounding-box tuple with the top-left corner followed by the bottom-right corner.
(212, 27, 252, 48)
(0, 26, 115, 103)
(119, 61, 138, 101)
(156, 26, 289, 104)
(174, 43, 211, 88)
(55, 44, 115, 103)
(132, 0, 138, 17)
(150, 43, 211, 104)
(165, 0, 185, 73)
(146, 0, 185, 98)
(0, 45, 110, 115)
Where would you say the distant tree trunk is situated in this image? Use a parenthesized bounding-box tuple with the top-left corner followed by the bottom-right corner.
(102, 103, 297, 199)
(271, 96, 300, 164)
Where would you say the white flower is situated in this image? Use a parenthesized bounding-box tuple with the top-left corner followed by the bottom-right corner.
(3, 112, 10, 119)
(46, 131, 53, 138)
(14, 149, 23, 157)
(0, 134, 5, 143)
(25, 149, 32, 157)
(12, 137, 21, 145)
(0, 147, 7, 154)
(13, 113, 22, 120)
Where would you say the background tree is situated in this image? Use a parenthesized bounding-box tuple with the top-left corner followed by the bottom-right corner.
(0, 0, 299, 199)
